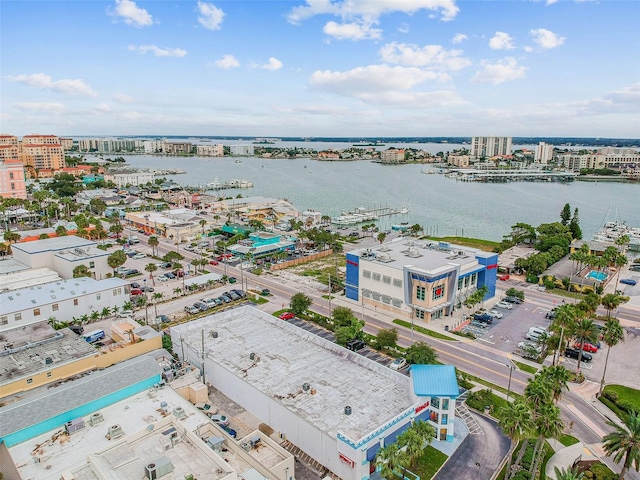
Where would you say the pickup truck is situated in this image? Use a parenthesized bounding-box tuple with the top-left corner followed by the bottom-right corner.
(473, 313, 493, 324)
(128, 236, 140, 244)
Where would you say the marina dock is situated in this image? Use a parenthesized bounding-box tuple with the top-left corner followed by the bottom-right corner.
(331, 206, 409, 225)
(445, 169, 578, 182)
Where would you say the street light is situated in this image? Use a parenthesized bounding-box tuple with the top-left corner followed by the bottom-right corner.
(506, 356, 515, 401)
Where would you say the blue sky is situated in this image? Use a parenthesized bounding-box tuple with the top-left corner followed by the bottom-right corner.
(2, 0, 639, 138)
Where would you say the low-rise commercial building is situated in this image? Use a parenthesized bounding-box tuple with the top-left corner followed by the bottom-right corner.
(345, 238, 498, 323)
(125, 208, 207, 241)
(11, 235, 112, 279)
(104, 170, 155, 187)
(171, 306, 461, 480)
(227, 231, 295, 259)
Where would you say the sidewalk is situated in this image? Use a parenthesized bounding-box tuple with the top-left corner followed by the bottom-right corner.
(570, 380, 627, 426)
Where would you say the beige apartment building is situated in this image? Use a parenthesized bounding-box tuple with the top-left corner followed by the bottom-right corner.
(471, 136, 512, 158)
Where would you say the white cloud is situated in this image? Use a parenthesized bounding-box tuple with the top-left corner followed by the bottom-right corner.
(309, 65, 446, 97)
(471, 57, 527, 84)
(111, 0, 153, 27)
(13, 102, 66, 113)
(489, 31, 515, 50)
(128, 45, 187, 57)
(197, 1, 224, 30)
(262, 57, 283, 71)
(379, 42, 471, 71)
(545, 0, 559, 5)
(95, 103, 113, 112)
(530, 28, 565, 49)
(452, 33, 467, 44)
(6, 73, 97, 96)
(323, 21, 382, 40)
(288, 0, 460, 27)
(114, 93, 134, 103)
(398, 23, 410, 34)
(215, 54, 240, 69)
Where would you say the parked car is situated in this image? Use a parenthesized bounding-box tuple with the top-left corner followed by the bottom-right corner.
(473, 313, 493, 324)
(131, 282, 141, 289)
(620, 278, 637, 286)
(499, 274, 510, 281)
(209, 260, 219, 265)
(117, 310, 133, 318)
(125, 269, 140, 276)
(165, 272, 176, 279)
(574, 342, 598, 353)
(487, 310, 503, 319)
(503, 296, 522, 304)
(227, 291, 241, 301)
(155, 315, 169, 324)
(518, 341, 542, 353)
(184, 305, 200, 315)
(346, 339, 366, 351)
(133, 252, 147, 259)
(195, 402, 218, 416)
(158, 274, 169, 282)
(228, 276, 237, 284)
(564, 348, 592, 362)
(220, 295, 232, 303)
(194, 301, 209, 312)
(545, 310, 557, 319)
(261, 288, 271, 296)
(130, 288, 143, 295)
(221, 425, 237, 438)
(389, 358, 408, 371)
(175, 270, 185, 277)
(494, 301, 513, 310)
(279, 312, 295, 320)
(210, 415, 229, 427)
(69, 325, 84, 335)
(202, 298, 217, 307)
(160, 262, 172, 269)
(231, 289, 245, 298)
(142, 286, 154, 292)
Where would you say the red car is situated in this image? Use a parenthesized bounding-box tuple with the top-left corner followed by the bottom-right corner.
(209, 260, 219, 265)
(574, 342, 598, 353)
(130, 288, 143, 295)
(278, 312, 295, 320)
(499, 274, 510, 281)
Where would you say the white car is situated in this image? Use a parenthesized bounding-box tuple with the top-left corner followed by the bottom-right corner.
(518, 341, 542, 353)
(389, 358, 408, 371)
(488, 310, 503, 319)
(117, 310, 133, 318)
(495, 301, 513, 310)
(157, 274, 169, 282)
(133, 252, 146, 259)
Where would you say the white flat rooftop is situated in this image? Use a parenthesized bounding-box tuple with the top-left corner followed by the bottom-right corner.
(0, 267, 61, 290)
(11, 235, 95, 254)
(171, 306, 414, 442)
(354, 237, 486, 273)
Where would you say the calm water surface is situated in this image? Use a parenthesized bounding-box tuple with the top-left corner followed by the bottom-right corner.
(119, 148, 639, 242)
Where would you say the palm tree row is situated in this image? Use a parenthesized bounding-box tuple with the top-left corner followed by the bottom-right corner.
(376, 420, 436, 479)
(499, 365, 571, 480)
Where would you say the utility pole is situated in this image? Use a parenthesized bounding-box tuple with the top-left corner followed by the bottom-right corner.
(328, 274, 332, 319)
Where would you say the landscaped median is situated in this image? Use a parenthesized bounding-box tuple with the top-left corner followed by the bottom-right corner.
(599, 384, 640, 426)
(392, 319, 458, 341)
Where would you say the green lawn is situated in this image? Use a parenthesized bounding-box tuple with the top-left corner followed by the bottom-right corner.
(393, 319, 456, 340)
(466, 389, 511, 420)
(412, 445, 449, 480)
(603, 384, 640, 412)
(512, 359, 538, 375)
(248, 296, 268, 305)
(558, 434, 579, 447)
(463, 374, 522, 400)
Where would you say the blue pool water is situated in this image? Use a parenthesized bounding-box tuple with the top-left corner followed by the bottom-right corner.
(586, 270, 608, 281)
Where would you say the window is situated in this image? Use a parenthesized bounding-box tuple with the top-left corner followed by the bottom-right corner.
(96, 293, 101, 300)
(27, 378, 33, 384)
(441, 414, 448, 425)
(464, 276, 470, 287)
(382, 295, 391, 304)
(362, 289, 371, 298)
(392, 278, 402, 287)
(47, 372, 52, 378)
(363, 270, 371, 278)
(371, 292, 381, 301)
(382, 275, 391, 284)
(431, 397, 441, 408)
(416, 285, 426, 301)
(33, 308, 41, 316)
(372, 273, 381, 281)
(73, 299, 79, 306)
(432, 284, 445, 300)
(415, 309, 425, 319)
(52, 303, 59, 311)
(0, 316, 7, 325)
(391, 298, 402, 307)
(14, 313, 22, 321)
(11, 183, 15, 190)
(458, 278, 463, 290)
(442, 398, 450, 410)
(89, 261, 95, 268)
(113, 289, 118, 296)
(9, 172, 14, 179)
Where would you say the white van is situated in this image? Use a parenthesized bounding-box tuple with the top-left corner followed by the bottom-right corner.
(526, 326, 548, 341)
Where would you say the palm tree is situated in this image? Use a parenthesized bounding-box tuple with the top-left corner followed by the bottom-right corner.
(145, 263, 157, 284)
(550, 305, 577, 365)
(375, 443, 407, 480)
(100, 306, 112, 319)
(152, 292, 164, 318)
(554, 466, 585, 480)
(601, 293, 629, 318)
(524, 378, 551, 412)
(602, 412, 640, 480)
(538, 365, 571, 403)
(396, 428, 423, 470)
(148, 235, 159, 256)
(90, 310, 100, 322)
(498, 400, 534, 480)
(199, 218, 207, 235)
(529, 403, 564, 476)
(412, 419, 435, 445)
(599, 319, 625, 396)
(173, 286, 183, 297)
(569, 317, 599, 371)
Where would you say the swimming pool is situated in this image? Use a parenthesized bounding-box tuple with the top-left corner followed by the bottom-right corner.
(586, 270, 608, 281)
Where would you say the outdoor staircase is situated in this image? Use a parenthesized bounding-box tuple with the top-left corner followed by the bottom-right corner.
(456, 392, 484, 435)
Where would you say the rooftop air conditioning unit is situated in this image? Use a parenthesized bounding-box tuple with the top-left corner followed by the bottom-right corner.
(302, 382, 311, 392)
(173, 407, 186, 419)
(107, 424, 124, 440)
(240, 442, 251, 452)
(65, 418, 85, 435)
(89, 412, 104, 426)
(144, 457, 174, 480)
